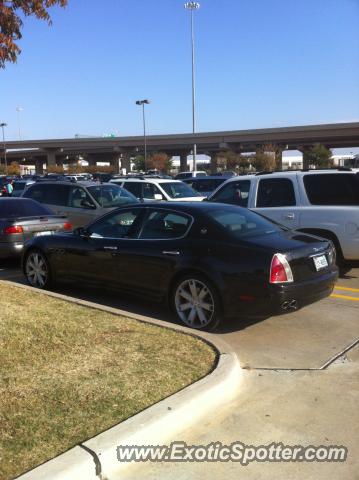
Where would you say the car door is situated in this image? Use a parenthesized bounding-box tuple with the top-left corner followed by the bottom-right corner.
(252, 177, 301, 228)
(60, 207, 145, 286)
(109, 207, 193, 300)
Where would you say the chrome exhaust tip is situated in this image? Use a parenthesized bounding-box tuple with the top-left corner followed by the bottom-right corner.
(281, 299, 298, 311)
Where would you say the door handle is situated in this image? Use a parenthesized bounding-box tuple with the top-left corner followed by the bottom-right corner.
(103, 246, 118, 251)
(284, 213, 295, 220)
(162, 251, 180, 256)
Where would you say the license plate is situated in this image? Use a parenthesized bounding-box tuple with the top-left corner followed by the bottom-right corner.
(34, 231, 54, 237)
(313, 254, 328, 271)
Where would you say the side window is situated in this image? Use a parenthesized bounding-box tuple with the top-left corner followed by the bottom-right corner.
(143, 183, 161, 200)
(69, 187, 96, 209)
(139, 210, 191, 239)
(89, 209, 142, 239)
(210, 180, 250, 207)
(23, 185, 45, 203)
(44, 184, 70, 206)
(256, 178, 296, 207)
(123, 182, 142, 198)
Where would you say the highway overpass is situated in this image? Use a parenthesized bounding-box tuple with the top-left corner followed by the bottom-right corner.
(2, 122, 359, 173)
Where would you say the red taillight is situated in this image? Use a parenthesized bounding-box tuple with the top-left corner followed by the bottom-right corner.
(3, 225, 24, 235)
(63, 222, 73, 231)
(270, 254, 294, 284)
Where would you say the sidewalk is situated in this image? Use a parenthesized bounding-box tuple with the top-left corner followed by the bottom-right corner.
(117, 345, 359, 480)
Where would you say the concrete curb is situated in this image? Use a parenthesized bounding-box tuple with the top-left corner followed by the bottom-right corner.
(6, 281, 241, 480)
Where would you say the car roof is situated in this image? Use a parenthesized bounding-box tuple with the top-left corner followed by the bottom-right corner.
(220, 169, 356, 183)
(29, 181, 115, 187)
(120, 178, 182, 184)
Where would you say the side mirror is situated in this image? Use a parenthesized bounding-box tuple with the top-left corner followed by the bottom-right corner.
(154, 193, 163, 201)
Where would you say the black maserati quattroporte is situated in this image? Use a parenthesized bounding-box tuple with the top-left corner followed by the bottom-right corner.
(22, 202, 338, 330)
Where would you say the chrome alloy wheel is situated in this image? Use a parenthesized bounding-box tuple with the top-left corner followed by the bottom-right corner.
(175, 278, 215, 328)
(25, 251, 49, 288)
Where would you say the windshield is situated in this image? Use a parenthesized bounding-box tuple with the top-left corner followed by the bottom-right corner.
(206, 206, 284, 239)
(88, 184, 138, 208)
(160, 182, 199, 199)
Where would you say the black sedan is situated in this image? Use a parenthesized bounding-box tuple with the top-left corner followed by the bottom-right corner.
(22, 202, 338, 330)
(0, 198, 72, 259)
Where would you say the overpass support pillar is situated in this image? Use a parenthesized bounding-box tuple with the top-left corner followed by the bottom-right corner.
(179, 153, 188, 172)
(120, 153, 131, 174)
(46, 150, 57, 168)
(209, 152, 217, 174)
(110, 155, 121, 174)
(86, 156, 97, 168)
(35, 158, 44, 175)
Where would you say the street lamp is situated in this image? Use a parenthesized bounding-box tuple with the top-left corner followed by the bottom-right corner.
(184, 1, 200, 172)
(0, 122, 8, 174)
(135, 99, 150, 171)
(16, 107, 24, 140)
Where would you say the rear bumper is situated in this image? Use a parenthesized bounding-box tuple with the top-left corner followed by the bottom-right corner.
(0, 242, 24, 259)
(268, 269, 338, 313)
(224, 268, 338, 318)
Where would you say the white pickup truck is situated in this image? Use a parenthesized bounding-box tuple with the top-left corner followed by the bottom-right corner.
(207, 170, 359, 261)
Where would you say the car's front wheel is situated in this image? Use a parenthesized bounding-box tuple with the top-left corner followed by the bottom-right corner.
(25, 249, 52, 289)
(171, 275, 222, 331)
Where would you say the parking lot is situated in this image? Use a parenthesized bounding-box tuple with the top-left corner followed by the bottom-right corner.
(1, 260, 358, 370)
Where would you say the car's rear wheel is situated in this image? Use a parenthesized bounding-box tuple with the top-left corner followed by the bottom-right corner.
(172, 275, 222, 331)
(25, 250, 51, 289)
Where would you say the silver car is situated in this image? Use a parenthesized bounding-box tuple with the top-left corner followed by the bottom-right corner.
(22, 181, 139, 228)
(0, 198, 72, 258)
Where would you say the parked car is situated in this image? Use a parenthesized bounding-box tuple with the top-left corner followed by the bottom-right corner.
(111, 177, 205, 202)
(0, 198, 72, 258)
(207, 170, 359, 262)
(11, 179, 36, 197)
(175, 171, 207, 180)
(183, 176, 227, 197)
(21, 181, 138, 228)
(22, 202, 337, 330)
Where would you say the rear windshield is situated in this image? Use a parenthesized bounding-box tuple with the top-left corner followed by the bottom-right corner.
(303, 174, 359, 205)
(206, 205, 283, 239)
(0, 199, 53, 218)
(87, 184, 138, 208)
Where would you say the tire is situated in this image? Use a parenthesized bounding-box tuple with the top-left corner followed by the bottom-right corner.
(24, 249, 52, 289)
(171, 274, 222, 331)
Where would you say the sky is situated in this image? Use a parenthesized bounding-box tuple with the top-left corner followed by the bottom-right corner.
(1, 0, 359, 145)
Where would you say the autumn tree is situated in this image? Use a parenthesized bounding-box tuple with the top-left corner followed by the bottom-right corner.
(251, 145, 277, 172)
(7, 161, 21, 175)
(0, 0, 67, 68)
(148, 152, 173, 173)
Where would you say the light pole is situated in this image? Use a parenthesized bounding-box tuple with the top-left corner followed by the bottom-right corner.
(135, 99, 150, 171)
(0, 123, 7, 174)
(16, 107, 23, 140)
(184, 1, 200, 172)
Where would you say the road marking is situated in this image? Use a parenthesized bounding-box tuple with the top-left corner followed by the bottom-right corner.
(335, 285, 359, 293)
(331, 294, 359, 302)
